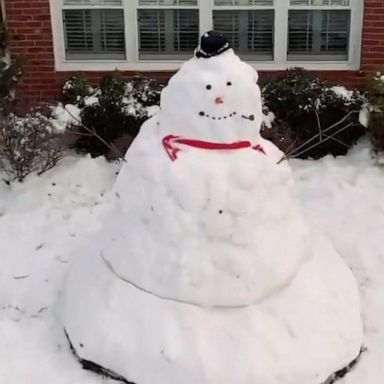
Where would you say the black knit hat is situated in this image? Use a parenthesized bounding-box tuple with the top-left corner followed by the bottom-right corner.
(195, 31, 231, 59)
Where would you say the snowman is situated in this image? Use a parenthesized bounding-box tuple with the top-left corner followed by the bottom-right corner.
(58, 32, 363, 384)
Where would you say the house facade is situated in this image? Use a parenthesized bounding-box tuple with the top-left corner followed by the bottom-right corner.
(2, 0, 384, 109)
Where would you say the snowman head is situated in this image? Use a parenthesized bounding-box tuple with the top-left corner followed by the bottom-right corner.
(159, 31, 263, 143)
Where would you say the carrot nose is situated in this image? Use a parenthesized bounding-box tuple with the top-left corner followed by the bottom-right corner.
(215, 97, 224, 104)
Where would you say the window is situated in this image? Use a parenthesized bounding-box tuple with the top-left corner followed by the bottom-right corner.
(213, 1, 274, 60)
(50, 0, 363, 70)
(62, 0, 125, 60)
(137, 0, 199, 60)
(288, 0, 351, 61)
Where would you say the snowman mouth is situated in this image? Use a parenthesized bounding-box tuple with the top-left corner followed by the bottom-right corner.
(199, 111, 255, 121)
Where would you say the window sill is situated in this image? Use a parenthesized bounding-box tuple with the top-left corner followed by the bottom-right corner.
(55, 59, 361, 72)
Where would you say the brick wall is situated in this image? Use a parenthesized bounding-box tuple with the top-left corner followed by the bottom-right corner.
(3, 0, 384, 110)
(361, 0, 384, 73)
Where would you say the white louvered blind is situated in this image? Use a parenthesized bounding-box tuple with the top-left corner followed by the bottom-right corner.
(63, 8, 125, 60)
(138, 1, 199, 60)
(213, 10, 274, 60)
(288, 9, 350, 60)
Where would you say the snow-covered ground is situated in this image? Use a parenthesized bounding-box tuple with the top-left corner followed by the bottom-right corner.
(0, 142, 383, 384)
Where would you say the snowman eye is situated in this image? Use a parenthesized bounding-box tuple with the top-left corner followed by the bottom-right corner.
(206, 85, 212, 90)
(227, 81, 232, 86)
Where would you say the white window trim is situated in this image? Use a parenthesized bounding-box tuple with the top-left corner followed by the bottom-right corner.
(1, 0, 5, 21)
(49, 0, 363, 72)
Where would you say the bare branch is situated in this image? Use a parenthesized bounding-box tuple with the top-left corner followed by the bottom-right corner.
(277, 110, 359, 164)
(287, 123, 352, 160)
(63, 105, 126, 161)
(314, 109, 322, 141)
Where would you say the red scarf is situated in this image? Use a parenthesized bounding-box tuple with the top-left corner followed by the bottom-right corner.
(162, 135, 266, 161)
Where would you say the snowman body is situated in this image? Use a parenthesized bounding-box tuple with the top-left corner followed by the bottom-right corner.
(100, 51, 312, 307)
(59, 47, 363, 384)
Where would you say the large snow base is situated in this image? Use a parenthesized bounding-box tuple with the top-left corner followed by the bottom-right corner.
(65, 334, 363, 384)
(59, 233, 362, 384)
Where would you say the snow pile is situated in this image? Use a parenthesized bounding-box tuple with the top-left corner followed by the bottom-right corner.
(0, 142, 384, 384)
(99, 51, 311, 307)
(291, 143, 384, 384)
(58, 45, 362, 384)
(0, 155, 119, 384)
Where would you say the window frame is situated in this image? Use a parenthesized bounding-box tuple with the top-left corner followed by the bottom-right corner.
(137, 1, 200, 61)
(49, 0, 364, 71)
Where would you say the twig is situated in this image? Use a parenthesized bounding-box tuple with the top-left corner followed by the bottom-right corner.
(63, 105, 126, 161)
(314, 109, 349, 148)
(277, 111, 359, 164)
(315, 109, 322, 141)
(323, 134, 350, 149)
(287, 123, 352, 160)
(282, 135, 299, 156)
(13, 275, 30, 280)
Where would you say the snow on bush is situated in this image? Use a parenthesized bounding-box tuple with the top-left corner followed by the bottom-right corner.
(58, 73, 163, 158)
(51, 103, 82, 133)
(61, 75, 93, 105)
(0, 111, 63, 183)
(262, 67, 367, 159)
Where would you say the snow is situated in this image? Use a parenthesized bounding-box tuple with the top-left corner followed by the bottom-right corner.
(72, 50, 312, 310)
(0, 155, 119, 384)
(84, 96, 99, 106)
(99, 140, 311, 307)
(0, 49, 380, 384)
(50, 103, 81, 132)
(0, 141, 383, 383)
(58, 47, 362, 383)
(291, 143, 384, 384)
(60, 236, 361, 384)
(146, 105, 160, 117)
(330, 85, 354, 100)
(159, 50, 262, 143)
(359, 106, 370, 128)
(263, 110, 275, 128)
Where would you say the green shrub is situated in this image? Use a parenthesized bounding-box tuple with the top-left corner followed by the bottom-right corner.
(67, 73, 164, 158)
(366, 69, 384, 153)
(61, 74, 93, 106)
(262, 68, 366, 159)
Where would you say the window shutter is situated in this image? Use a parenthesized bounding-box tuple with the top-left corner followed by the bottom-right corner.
(288, 9, 350, 60)
(138, 7, 199, 59)
(213, 9, 274, 60)
(63, 9, 125, 60)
